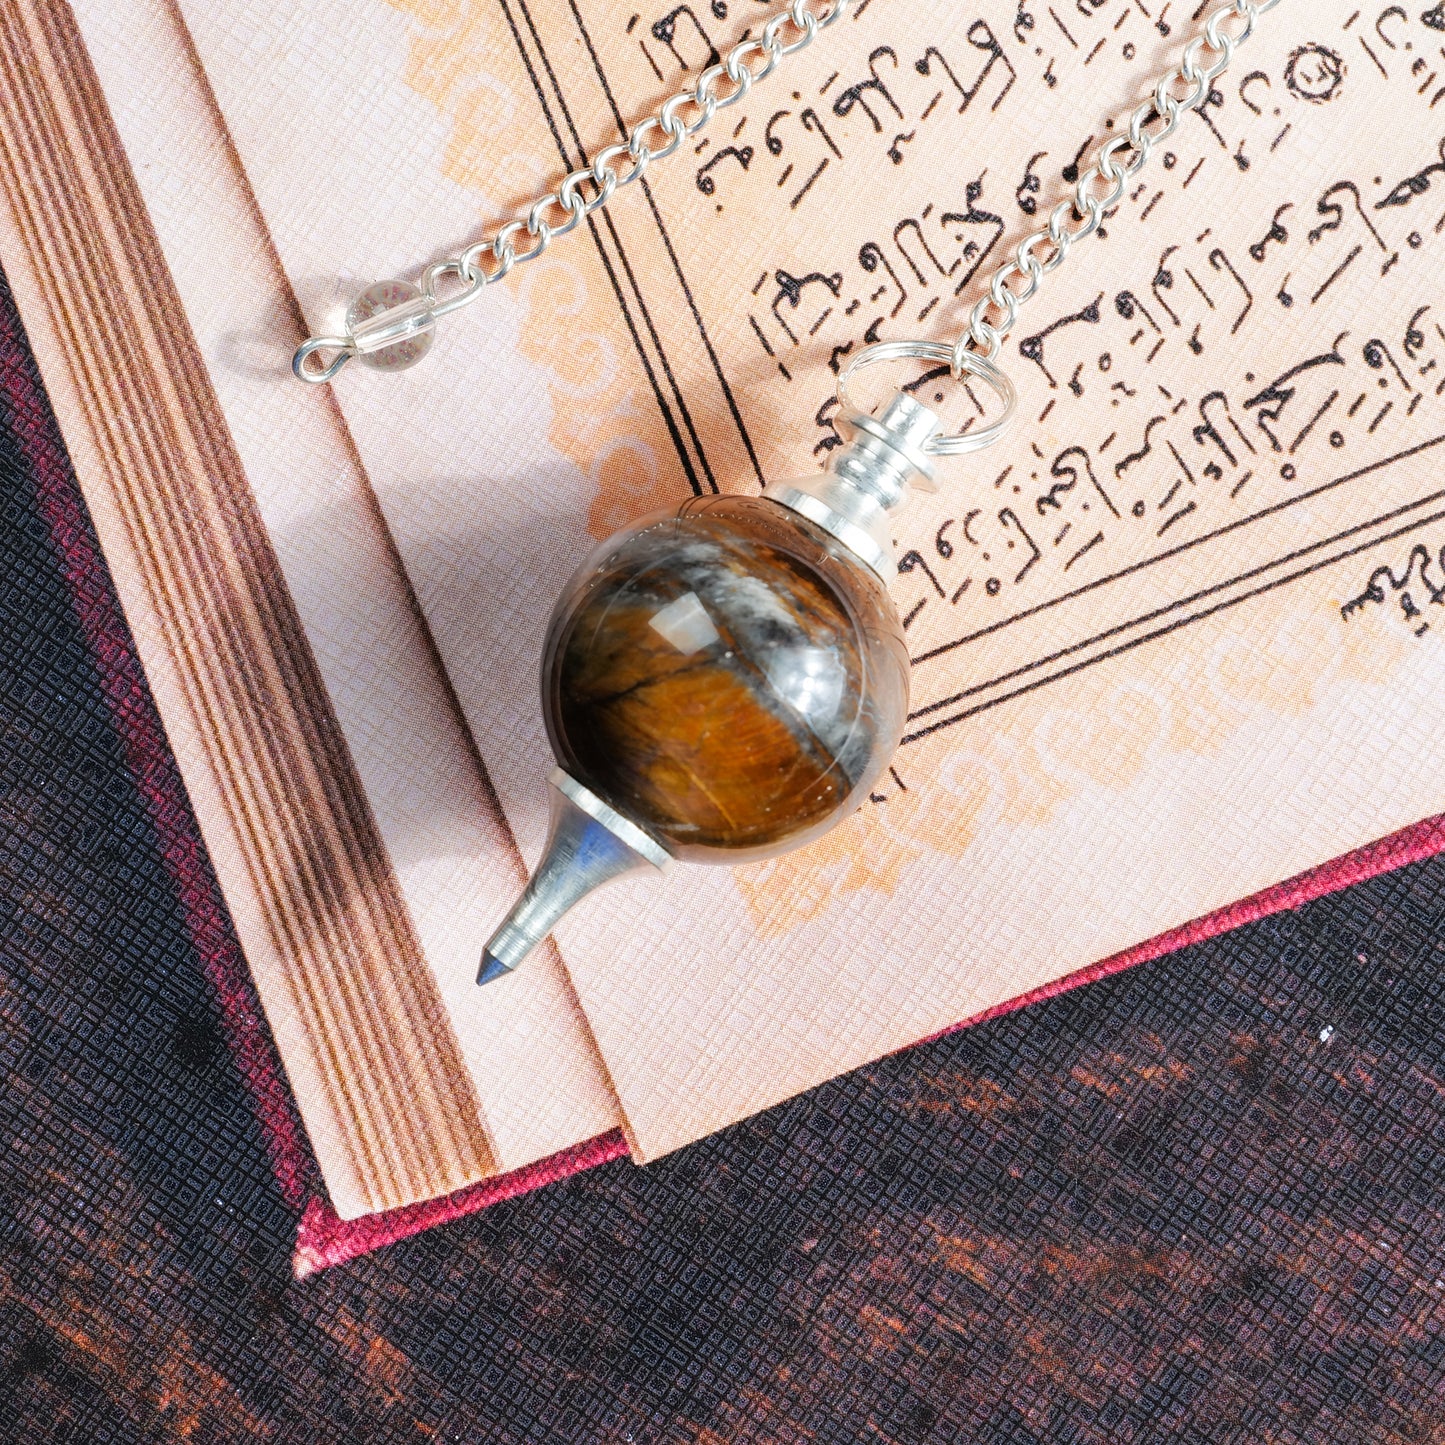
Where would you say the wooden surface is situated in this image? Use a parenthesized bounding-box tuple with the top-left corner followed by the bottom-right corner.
(3, 266, 1444, 1440)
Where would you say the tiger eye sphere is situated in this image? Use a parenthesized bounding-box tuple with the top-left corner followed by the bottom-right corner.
(541, 494, 910, 863)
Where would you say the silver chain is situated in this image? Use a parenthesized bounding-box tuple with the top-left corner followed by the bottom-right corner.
(295, 0, 1282, 393)
(952, 0, 1282, 373)
(294, 0, 851, 383)
(836, 0, 1284, 453)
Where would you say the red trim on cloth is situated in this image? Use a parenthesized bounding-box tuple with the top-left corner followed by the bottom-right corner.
(292, 1130, 631, 1278)
(925, 816, 1445, 1047)
(9, 281, 1444, 1272)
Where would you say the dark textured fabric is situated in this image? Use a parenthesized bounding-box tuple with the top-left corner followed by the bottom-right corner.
(2, 269, 1443, 1445)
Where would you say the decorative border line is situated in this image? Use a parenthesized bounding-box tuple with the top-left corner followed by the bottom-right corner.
(907, 464, 1445, 740)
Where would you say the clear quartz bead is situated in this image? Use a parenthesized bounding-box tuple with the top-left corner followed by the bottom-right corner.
(345, 280, 437, 372)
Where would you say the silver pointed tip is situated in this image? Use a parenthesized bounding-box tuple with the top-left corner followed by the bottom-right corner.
(475, 771, 670, 987)
(477, 952, 513, 987)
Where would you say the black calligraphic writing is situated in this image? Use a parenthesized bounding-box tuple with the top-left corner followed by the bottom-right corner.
(1062, 135, 1092, 185)
(650, 4, 718, 70)
(1116, 292, 1163, 335)
(770, 269, 842, 343)
(787, 110, 843, 207)
(1249, 204, 1293, 262)
(1243, 336, 1349, 452)
(741, 0, 1445, 647)
(1311, 181, 1389, 251)
(1238, 69, 1272, 116)
(832, 48, 904, 132)
(1209, 249, 1254, 335)
(888, 131, 918, 165)
(1376, 139, 1445, 210)
(899, 550, 947, 597)
(1341, 542, 1445, 636)
(1017, 151, 1047, 215)
(1286, 44, 1346, 104)
(1405, 305, 1432, 362)
(799, 108, 841, 153)
(1193, 391, 1254, 475)
(765, 108, 843, 184)
(1185, 265, 1218, 314)
(1153, 246, 1182, 327)
(1065, 530, 1105, 570)
(894, 216, 948, 285)
(1425, 3, 1445, 32)
(762, 109, 843, 209)
(942, 179, 1006, 294)
(1194, 85, 1230, 152)
(696, 145, 754, 194)
(1374, 6, 1410, 52)
(1043, 446, 1121, 519)
(901, 364, 952, 402)
(1019, 295, 1104, 388)
(914, 46, 969, 110)
(764, 110, 790, 157)
(858, 241, 908, 319)
(916, 21, 1016, 115)
(1114, 415, 1168, 483)
(812, 396, 843, 456)
(998, 507, 1042, 585)
(1364, 337, 1414, 392)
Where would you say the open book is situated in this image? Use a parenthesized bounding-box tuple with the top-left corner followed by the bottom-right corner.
(3, 0, 1442, 1221)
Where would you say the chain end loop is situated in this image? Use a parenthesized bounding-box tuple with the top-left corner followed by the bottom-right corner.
(293, 336, 353, 385)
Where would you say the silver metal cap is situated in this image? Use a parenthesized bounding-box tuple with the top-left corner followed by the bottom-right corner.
(762, 391, 942, 582)
(478, 770, 672, 985)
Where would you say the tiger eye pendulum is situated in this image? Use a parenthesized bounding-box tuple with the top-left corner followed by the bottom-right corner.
(284, 0, 1279, 988)
(479, 389, 958, 984)
(277, 0, 1277, 991)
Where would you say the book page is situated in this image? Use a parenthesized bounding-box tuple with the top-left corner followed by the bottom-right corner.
(166, 0, 1445, 1158)
(65, 0, 622, 1205)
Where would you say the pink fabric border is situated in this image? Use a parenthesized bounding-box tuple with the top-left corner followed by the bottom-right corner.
(10, 279, 1445, 1275)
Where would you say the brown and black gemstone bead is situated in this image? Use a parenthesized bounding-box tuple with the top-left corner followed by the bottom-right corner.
(541, 494, 909, 863)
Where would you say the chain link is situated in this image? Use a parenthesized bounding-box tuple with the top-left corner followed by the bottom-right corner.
(951, 0, 1282, 375)
(300, 0, 1282, 392)
(294, 0, 851, 382)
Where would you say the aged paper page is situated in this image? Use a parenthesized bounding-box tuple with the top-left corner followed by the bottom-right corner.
(170, 0, 1445, 1158)
(66, 0, 621, 1200)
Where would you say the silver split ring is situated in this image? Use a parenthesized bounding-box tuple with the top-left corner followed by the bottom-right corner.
(835, 339, 1017, 457)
